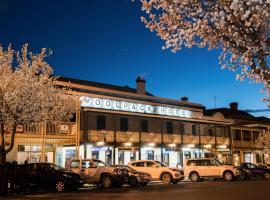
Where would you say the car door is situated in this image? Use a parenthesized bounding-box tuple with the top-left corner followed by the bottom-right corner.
(199, 160, 211, 177)
(247, 163, 264, 178)
(81, 160, 98, 184)
(206, 159, 221, 177)
(145, 161, 160, 179)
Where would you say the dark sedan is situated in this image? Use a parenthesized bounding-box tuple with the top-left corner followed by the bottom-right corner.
(237, 163, 270, 180)
(25, 163, 84, 192)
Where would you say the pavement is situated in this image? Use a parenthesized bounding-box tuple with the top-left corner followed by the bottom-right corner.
(3, 180, 270, 200)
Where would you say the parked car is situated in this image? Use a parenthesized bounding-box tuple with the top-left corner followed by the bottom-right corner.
(24, 163, 84, 192)
(237, 163, 270, 180)
(113, 165, 152, 186)
(128, 160, 184, 184)
(184, 158, 240, 182)
(69, 159, 128, 188)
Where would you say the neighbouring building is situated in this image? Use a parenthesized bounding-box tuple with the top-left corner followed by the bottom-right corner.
(205, 102, 270, 166)
(3, 77, 270, 167)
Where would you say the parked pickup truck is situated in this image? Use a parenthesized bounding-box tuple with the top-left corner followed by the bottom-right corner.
(69, 159, 128, 188)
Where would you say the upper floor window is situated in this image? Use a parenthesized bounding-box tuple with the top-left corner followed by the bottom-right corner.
(97, 115, 106, 130)
(166, 122, 173, 134)
(180, 123, 185, 135)
(120, 117, 128, 132)
(233, 130, 241, 140)
(242, 130, 251, 141)
(192, 124, 197, 136)
(141, 119, 148, 132)
(208, 128, 214, 137)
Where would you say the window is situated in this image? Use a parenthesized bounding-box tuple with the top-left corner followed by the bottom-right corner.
(70, 161, 80, 168)
(180, 123, 185, 135)
(97, 115, 106, 130)
(200, 160, 211, 166)
(233, 130, 241, 140)
(120, 117, 128, 132)
(208, 128, 214, 137)
(146, 161, 156, 167)
(253, 131, 260, 141)
(187, 160, 200, 166)
(141, 119, 148, 132)
(192, 125, 197, 136)
(132, 162, 145, 167)
(167, 122, 173, 134)
(243, 130, 251, 141)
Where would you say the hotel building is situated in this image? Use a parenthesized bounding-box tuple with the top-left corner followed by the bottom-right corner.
(4, 77, 270, 167)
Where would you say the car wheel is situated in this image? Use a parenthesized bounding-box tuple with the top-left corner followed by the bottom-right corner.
(140, 182, 148, 186)
(172, 180, 179, 184)
(128, 176, 138, 187)
(263, 172, 270, 180)
(190, 172, 200, 182)
(223, 171, 234, 181)
(55, 180, 65, 192)
(161, 173, 172, 185)
(101, 175, 112, 188)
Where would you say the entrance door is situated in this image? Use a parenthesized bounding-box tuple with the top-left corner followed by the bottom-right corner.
(163, 153, 169, 166)
(147, 150, 154, 160)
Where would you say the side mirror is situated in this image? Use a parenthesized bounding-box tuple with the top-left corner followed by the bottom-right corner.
(154, 165, 159, 168)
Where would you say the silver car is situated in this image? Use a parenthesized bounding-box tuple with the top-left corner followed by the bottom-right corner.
(69, 159, 128, 188)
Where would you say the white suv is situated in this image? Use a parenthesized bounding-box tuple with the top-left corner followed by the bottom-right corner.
(184, 158, 240, 182)
(128, 160, 184, 184)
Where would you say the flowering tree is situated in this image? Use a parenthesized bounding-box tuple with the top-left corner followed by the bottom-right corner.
(257, 130, 270, 163)
(0, 44, 76, 165)
(139, 0, 270, 101)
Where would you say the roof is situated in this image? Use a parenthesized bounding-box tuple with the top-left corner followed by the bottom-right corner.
(57, 76, 154, 96)
(56, 76, 204, 110)
(204, 108, 270, 124)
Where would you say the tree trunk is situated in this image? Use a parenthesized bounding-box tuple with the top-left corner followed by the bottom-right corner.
(0, 147, 6, 165)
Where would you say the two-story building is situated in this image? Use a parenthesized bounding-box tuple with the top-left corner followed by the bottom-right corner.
(205, 103, 270, 166)
(6, 76, 269, 168)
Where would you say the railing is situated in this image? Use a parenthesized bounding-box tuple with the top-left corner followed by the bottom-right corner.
(141, 132, 162, 143)
(216, 136, 230, 145)
(182, 135, 199, 144)
(200, 136, 215, 145)
(87, 130, 114, 143)
(163, 134, 181, 144)
(116, 132, 139, 143)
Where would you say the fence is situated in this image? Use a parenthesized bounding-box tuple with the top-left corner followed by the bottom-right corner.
(0, 162, 34, 195)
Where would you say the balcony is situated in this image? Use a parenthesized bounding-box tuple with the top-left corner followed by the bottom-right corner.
(116, 131, 139, 143)
(183, 135, 199, 144)
(216, 136, 230, 145)
(163, 134, 181, 144)
(141, 132, 161, 143)
(200, 136, 215, 145)
(87, 130, 114, 143)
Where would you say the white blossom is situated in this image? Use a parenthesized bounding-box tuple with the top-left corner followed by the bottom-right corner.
(139, 0, 270, 104)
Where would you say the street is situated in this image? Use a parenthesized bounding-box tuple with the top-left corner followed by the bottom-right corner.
(4, 180, 270, 200)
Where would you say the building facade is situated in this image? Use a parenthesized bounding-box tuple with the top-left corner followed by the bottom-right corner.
(3, 77, 269, 167)
(205, 103, 270, 166)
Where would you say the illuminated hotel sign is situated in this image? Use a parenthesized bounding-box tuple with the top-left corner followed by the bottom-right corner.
(80, 96, 192, 118)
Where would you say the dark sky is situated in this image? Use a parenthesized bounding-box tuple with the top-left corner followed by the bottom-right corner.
(0, 0, 268, 117)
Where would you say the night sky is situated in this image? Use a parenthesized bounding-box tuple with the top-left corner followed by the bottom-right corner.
(0, 0, 269, 117)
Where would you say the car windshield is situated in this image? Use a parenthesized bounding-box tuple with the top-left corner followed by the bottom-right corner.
(154, 161, 168, 167)
(50, 164, 65, 171)
(93, 160, 107, 167)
